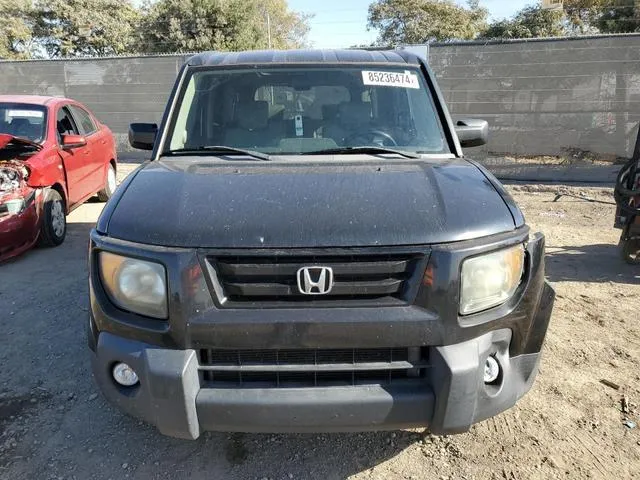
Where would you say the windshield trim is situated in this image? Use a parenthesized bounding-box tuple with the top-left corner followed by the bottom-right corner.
(300, 146, 421, 159)
(164, 145, 271, 161)
(160, 152, 457, 162)
(153, 63, 191, 162)
(0, 102, 48, 144)
(157, 62, 451, 160)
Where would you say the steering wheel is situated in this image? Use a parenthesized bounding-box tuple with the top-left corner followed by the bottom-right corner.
(345, 129, 398, 147)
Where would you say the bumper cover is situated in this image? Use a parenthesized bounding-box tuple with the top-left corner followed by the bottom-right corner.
(91, 325, 545, 439)
(0, 193, 41, 262)
(89, 226, 554, 438)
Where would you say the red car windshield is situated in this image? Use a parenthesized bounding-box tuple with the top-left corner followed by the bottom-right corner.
(0, 103, 47, 143)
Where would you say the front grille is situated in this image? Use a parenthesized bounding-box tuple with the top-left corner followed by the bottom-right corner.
(207, 252, 424, 307)
(199, 347, 428, 388)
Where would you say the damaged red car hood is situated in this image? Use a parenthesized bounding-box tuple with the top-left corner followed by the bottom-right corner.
(1, 134, 37, 193)
(0, 133, 43, 151)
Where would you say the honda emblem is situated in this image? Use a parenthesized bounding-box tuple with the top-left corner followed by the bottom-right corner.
(297, 266, 334, 295)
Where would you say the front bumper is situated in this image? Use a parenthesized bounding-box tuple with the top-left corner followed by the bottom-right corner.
(91, 324, 548, 439)
(0, 190, 41, 262)
(89, 226, 555, 439)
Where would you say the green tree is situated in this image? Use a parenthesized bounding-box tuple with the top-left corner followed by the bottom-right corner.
(367, 0, 489, 44)
(34, 0, 140, 57)
(484, 1, 640, 39)
(482, 4, 565, 39)
(562, 0, 605, 33)
(0, 0, 35, 59)
(563, 0, 640, 33)
(589, 0, 640, 33)
(260, 0, 311, 50)
(138, 0, 310, 54)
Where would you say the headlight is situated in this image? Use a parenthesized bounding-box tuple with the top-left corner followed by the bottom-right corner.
(99, 252, 168, 319)
(460, 244, 525, 315)
(1, 198, 25, 215)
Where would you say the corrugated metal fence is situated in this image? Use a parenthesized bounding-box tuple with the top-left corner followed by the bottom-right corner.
(1, 34, 639, 181)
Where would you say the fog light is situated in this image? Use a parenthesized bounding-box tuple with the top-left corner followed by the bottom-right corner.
(484, 356, 500, 384)
(112, 362, 139, 386)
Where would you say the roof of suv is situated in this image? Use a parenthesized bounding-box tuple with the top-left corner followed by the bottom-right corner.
(187, 49, 423, 67)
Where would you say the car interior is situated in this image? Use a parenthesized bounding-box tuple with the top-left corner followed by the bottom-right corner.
(56, 109, 79, 143)
(0, 115, 44, 142)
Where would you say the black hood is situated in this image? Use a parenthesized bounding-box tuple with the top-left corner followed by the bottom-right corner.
(104, 157, 517, 248)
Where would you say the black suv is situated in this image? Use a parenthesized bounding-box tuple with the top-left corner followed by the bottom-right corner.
(89, 49, 555, 439)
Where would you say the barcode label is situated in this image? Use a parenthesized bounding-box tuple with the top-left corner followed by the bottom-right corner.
(362, 70, 420, 89)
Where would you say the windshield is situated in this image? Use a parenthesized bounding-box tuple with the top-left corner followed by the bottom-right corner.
(165, 66, 449, 156)
(0, 103, 47, 143)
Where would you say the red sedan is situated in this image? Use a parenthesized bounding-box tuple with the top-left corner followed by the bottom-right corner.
(0, 95, 117, 262)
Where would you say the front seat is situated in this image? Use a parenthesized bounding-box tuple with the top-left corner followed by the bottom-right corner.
(57, 117, 75, 143)
(225, 101, 271, 148)
(324, 102, 372, 145)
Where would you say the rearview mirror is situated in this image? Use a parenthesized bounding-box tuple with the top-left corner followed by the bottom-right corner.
(61, 134, 87, 149)
(129, 123, 158, 151)
(455, 119, 489, 148)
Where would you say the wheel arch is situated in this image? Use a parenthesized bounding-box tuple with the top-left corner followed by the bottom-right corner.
(49, 183, 68, 213)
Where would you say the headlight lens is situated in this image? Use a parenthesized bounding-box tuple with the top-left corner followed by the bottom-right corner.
(99, 252, 168, 319)
(3, 198, 26, 214)
(460, 244, 525, 315)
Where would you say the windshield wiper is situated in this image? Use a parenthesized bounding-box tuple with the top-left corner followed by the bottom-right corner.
(165, 145, 271, 161)
(302, 146, 421, 159)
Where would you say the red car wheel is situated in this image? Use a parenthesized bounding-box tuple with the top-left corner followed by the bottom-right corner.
(38, 189, 66, 247)
(98, 164, 116, 202)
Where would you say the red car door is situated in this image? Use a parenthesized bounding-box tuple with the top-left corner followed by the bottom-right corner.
(68, 104, 105, 195)
(56, 105, 94, 206)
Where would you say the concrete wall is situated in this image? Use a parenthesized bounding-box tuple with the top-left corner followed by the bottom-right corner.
(0, 55, 190, 151)
(1, 34, 638, 173)
(430, 34, 640, 161)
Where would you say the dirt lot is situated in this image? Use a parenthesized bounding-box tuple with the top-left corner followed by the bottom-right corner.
(1, 167, 639, 480)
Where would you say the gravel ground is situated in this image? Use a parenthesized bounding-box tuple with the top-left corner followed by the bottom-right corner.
(1, 166, 639, 480)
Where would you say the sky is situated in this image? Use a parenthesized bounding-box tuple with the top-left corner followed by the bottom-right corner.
(287, 0, 533, 49)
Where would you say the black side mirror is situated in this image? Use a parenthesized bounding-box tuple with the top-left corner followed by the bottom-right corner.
(455, 119, 489, 148)
(129, 123, 158, 150)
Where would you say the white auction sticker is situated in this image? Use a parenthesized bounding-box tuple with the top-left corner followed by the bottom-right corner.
(7, 110, 44, 118)
(361, 70, 420, 89)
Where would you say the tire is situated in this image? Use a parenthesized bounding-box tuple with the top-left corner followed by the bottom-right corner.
(97, 163, 116, 202)
(620, 237, 640, 265)
(38, 189, 66, 247)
